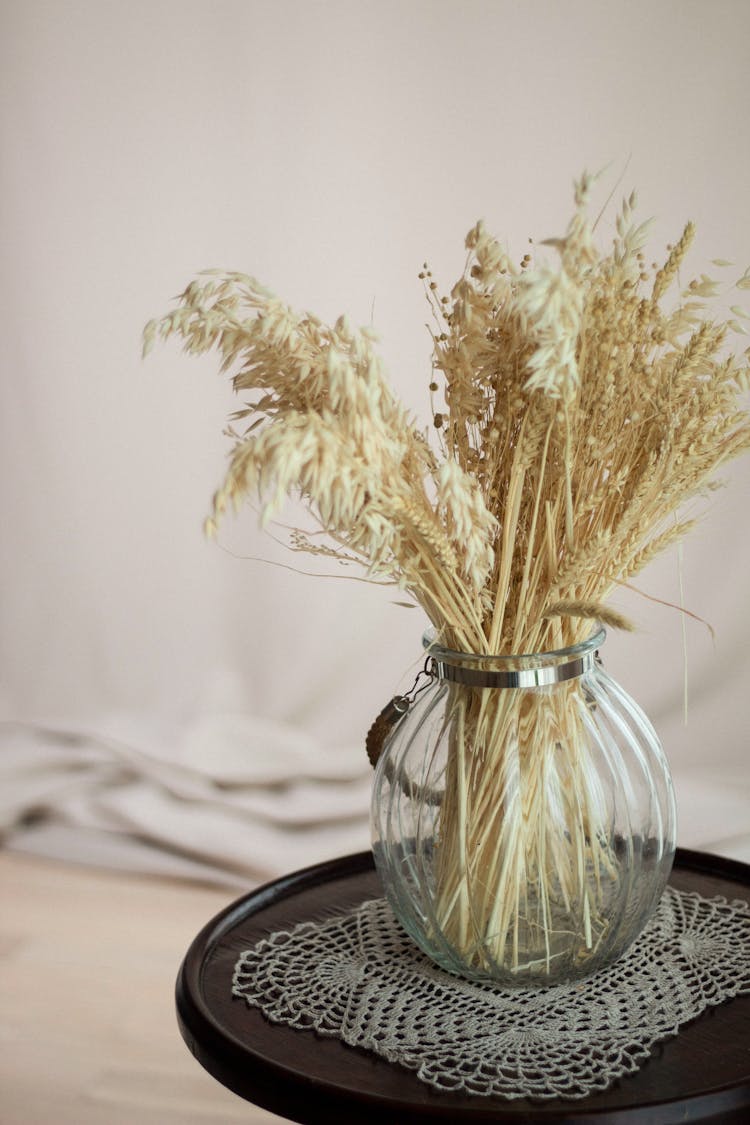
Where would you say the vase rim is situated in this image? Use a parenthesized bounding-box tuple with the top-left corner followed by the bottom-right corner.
(422, 625, 606, 672)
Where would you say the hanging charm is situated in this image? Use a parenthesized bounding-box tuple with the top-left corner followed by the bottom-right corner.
(365, 660, 435, 769)
(366, 696, 410, 768)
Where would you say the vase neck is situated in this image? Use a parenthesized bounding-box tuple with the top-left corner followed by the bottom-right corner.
(431, 649, 598, 689)
(423, 626, 605, 689)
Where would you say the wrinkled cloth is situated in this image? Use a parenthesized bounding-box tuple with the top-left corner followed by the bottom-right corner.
(0, 716, 371, 886)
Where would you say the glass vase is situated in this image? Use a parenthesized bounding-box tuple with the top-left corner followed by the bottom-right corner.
(370, 627, 676, 987)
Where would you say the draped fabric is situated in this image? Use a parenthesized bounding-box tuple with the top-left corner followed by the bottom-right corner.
(2, 1, 748, 882)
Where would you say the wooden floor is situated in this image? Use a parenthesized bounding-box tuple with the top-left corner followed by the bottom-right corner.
(0, 851, 282, 1124)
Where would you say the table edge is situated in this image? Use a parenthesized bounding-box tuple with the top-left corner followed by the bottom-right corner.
(176, 847, 750, 1123)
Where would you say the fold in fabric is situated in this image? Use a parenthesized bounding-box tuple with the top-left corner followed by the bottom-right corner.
(0, 717, 372, 886)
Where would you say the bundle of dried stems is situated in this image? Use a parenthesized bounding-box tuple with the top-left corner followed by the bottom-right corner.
(146, 175, 750, 974)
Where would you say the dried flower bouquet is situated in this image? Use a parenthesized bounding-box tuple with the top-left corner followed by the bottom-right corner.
(146, 174, 750, 975)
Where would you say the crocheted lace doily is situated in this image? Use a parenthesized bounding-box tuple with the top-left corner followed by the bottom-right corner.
(232, 886, 750, 1100)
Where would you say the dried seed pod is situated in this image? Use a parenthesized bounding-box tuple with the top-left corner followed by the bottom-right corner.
(365, 696, 409, 768)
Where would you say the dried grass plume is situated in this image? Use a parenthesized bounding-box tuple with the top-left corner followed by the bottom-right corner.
(145, 175, 750, 657)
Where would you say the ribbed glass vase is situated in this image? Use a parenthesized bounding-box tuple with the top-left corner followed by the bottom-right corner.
(371, 628, 676, 987)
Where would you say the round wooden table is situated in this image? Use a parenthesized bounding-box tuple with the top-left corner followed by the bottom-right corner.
(176, 848, 750, 1124)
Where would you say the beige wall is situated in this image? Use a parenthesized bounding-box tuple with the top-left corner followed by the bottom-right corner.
(1, 2, 748, 851)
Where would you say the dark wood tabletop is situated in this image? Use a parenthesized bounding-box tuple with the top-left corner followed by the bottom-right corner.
(176, 848, 750, 1124)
